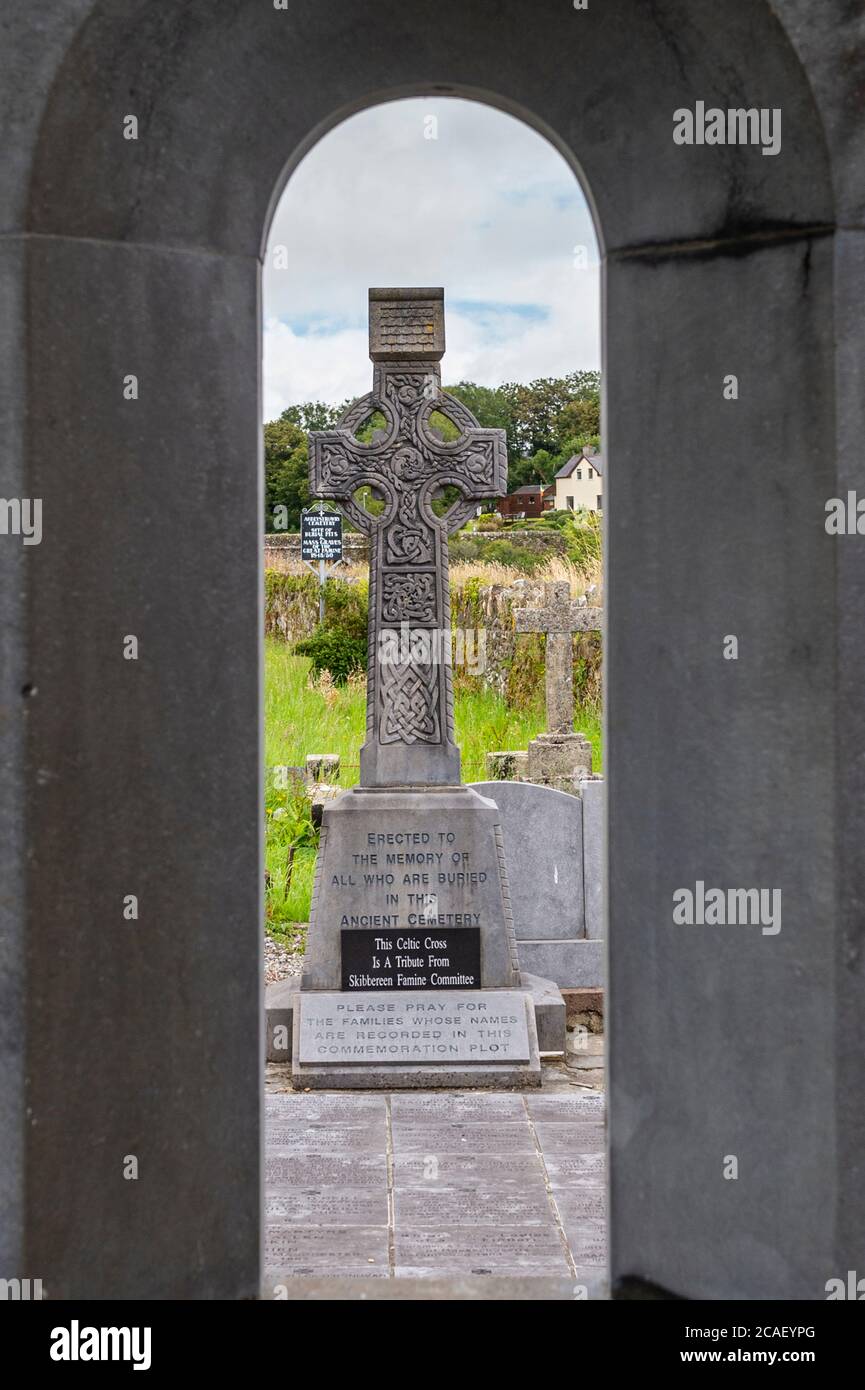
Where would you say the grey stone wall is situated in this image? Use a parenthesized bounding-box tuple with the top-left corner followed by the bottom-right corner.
(264, 531, 369, 568)
(0, 0, 860, 1304)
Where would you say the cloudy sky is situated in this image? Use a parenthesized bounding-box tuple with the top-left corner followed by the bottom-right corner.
(263, 97, 600, 419)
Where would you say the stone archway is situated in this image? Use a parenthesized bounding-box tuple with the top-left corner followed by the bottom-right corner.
(3, 0, 861, 1300)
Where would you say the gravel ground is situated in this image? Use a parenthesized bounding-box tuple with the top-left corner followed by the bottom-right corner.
(265, 934, 304, 983)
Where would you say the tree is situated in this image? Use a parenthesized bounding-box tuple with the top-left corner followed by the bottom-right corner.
(264, 415, 309, 531)
(280, 401, 341, 432)
(501, 371, 601, 459)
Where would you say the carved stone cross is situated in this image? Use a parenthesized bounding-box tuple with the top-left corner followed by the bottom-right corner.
(514, 580, 603, 733)
(309, 288, 507, 785)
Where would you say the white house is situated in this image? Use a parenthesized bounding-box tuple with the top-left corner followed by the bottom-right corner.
(551, 450, 604, 512)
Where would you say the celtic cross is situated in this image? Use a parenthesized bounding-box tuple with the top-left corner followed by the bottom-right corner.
(309, 288, 507, 785)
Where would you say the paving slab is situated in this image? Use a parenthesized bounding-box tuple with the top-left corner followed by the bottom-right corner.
(267, 1188, 389, 1225)
(393, 1153, 548, 1188)
(552, 1188, 607, 1221)
(265, 1225, 389, 1273)
(391, 1122, 537, 1154)
(559, 1217, 607, 1266)
(526, 1094, 605, 1123)
(265, 1087, 608, 1284)
(265, 1094, 387, 1121)
(268, 1122, 386, 1153)
(394, 1185, 554, 1226)
(266, 1154, 388, 1187)
(533, 1122, 605, 1154)
(395, 1226, 571, 1273)
(390, 1093, 526, 1123)
(544, 1153, 606, 1187)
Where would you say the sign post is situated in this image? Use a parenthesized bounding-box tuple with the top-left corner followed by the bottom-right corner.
(300, 502, 344, 623)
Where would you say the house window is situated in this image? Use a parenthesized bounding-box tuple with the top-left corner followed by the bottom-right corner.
(587, 467, 593, 477)
(566, 496, 574, 510)
(576, 469, 582, 480)
(597, 495, 603, 510)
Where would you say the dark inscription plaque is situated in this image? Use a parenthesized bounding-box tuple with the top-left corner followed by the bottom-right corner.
(301, 509, 343, 562)
(342, 928, 481, 991)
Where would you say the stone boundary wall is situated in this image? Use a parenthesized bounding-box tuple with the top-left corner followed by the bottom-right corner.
(452, 578, 603, 707)
(264, 532, 370, 568)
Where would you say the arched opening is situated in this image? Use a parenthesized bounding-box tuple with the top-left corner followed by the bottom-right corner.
(261, 94, 606, 1291)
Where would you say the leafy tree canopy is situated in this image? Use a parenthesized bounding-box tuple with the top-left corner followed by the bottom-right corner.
(265, 370, 601, 527)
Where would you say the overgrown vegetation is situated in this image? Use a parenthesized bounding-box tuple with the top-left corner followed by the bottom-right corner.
(293, 577, 368, 683)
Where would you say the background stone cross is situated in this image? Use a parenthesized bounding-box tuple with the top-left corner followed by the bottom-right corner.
(309, 288, 507, 785)
(514, 580, 603, 733)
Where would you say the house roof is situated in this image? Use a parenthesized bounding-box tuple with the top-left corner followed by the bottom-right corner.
(555, 452, 604, 479)
(555, 455, 580, 479)
(511, 484, 543, 495)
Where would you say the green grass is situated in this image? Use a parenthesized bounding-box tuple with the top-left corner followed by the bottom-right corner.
(264, 638, 602, 932)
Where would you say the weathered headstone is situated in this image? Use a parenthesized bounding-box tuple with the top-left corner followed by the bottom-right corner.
(471, 779, 604, 989)
(292, 288, 554, 1087)
(514, 581, 602, 788)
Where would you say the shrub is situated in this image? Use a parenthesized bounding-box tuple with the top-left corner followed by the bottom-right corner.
(295, 626, 366, 684)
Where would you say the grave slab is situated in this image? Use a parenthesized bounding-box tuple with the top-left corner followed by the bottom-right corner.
(534, 1122, 606, 1154)
(266, 1189, 389, 1226)
(264, 1225, 389, 1273)
(389, 1092, 525, 1123)
(543, 1154, 607, 1187)
(266, 1155, 387, 1188)
(267, 1123, 387, 1154)
(392, 1153, 548, 1189)
(390, 1122, 538, 1155)
(526, 1094, 605, 1123)
(394, 1226, 571, 1273)
(469, 781, 584, 940)
(394, 1186, 554, 1226)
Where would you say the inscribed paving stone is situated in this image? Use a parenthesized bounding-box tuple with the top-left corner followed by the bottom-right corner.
(394, 1265, 573, 1279)
(390, 1121, 537, 1155)
(559, 1217, 607, 1266)
(543, 1153, 606, 1186)
(265, 1095, 386, 1122)
(265, 1225, 389, 1271)
(393, 1153, 548, 1187)
(266, 1189, 389, 1226)
(532, 1122, 605, 1153)
(552, 1188, 607, 1221)
(394, 1186, 555, 1226)
(525, 1093, 605, 1123)
(266, 1154, 387, 1187)
(394, 1226, 570, 1271)
(389, 1093, 526, 1123)
(267, 1122, 386, 1153)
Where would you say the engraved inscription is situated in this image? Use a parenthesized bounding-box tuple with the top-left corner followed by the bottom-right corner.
(297, 990, 531, 1065)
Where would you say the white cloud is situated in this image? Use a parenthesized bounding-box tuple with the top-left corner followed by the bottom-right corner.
(263, 96, 600, 419)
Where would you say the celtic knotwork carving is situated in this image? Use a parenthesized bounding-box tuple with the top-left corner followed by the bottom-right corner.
(379, 661, 440, 745)
(385, 522, 434, 565)
(307, 301, 508, 780)
(381, 573, 436, 623)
